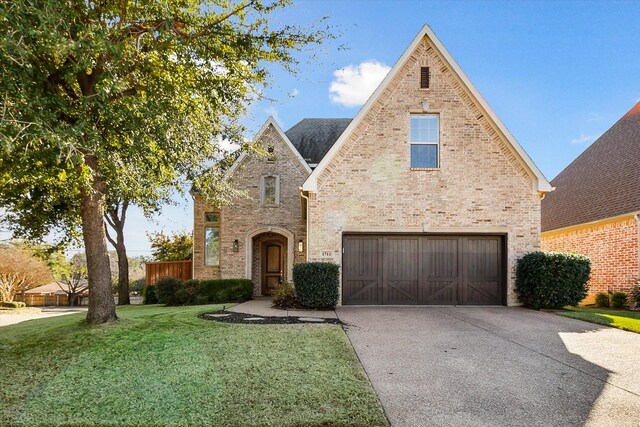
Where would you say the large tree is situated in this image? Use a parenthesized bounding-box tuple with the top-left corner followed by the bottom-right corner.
(0, 1, 332, 323)
(0, 245, 52, 302)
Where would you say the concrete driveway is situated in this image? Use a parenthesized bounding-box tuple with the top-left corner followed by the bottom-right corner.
(0, 307, 87, 327)
(337, 307, 640, 427)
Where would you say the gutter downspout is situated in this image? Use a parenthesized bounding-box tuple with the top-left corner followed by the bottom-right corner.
(299, 188, 310, 261)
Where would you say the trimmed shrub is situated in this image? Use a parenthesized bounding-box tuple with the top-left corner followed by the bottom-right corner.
(272, 282, 297, 309)
(611, 292, 628, 309)
(198, 279, 253, 304)
(630, 280, 640, 309)
(293, 262, 340, 309)
(155, 277, 184, 305)
(0, 301, 26, 308)
(142, 285, 158, 304)
(595, 292, 610, 308)
(516, 252, 590, 309)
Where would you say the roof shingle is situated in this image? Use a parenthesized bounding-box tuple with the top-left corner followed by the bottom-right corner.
(541, 102, 640, 232)
(285, 118, 351, 165)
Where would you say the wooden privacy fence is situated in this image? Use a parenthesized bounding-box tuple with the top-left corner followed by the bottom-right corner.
(145, 260, 193, 286)
(15, 294, 88, 307)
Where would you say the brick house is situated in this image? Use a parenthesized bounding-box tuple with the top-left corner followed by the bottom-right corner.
(194, 25, 553, 306)
(541, 102, 640, 302)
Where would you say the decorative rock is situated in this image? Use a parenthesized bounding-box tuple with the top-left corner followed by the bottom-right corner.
(244, 317, 265, 321)
(298, 317, 325, 323)
(205, 314, 230, 318)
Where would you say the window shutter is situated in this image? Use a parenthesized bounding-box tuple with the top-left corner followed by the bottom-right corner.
(420, 67, 430, 89)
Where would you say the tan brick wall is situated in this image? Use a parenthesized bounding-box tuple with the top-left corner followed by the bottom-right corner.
(541, 216, 639, 303)
(193, 124, 308, 294)
(307, 36, 541, 306)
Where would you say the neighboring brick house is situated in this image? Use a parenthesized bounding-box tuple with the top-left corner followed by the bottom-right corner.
(541, 102, 640, 303)
(194, 25, 553, 306)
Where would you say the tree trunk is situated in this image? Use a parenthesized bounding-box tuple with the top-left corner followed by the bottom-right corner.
(105, 201, 130, 305)
(80, 156, 117, 324)
(115, 235, 130, 305)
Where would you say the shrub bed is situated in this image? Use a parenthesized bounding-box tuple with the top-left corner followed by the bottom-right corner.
(272, 282, 297, 309)
(152, 277, 253, 306)
(142, 285, 158, 304)
(516, 251, 590, 309)
(0, 301, 26, 308)
(293, 262, 340, 309)
(611, 292, 628, 309)
(595, 292, 610, 308)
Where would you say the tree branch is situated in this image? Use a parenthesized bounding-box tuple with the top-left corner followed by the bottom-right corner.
(104, 222, 117, 248)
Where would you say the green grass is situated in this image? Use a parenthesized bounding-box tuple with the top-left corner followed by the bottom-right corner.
(0, 305, 388, 427)
(558, 307, 640, 333)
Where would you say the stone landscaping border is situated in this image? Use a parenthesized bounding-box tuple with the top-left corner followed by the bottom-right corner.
(199, 310, 342, 325)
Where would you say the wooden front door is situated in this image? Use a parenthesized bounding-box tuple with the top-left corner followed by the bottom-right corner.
(262, 242, 284, 295)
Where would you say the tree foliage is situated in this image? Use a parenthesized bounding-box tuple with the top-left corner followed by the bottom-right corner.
(0, 245, 52, 301)
(0, 0, 333, 323)
(148, 231, 193, 261)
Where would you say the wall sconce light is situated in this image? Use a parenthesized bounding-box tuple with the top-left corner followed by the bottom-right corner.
(298, 239, 304, 253)
(233, 239, 239, 252)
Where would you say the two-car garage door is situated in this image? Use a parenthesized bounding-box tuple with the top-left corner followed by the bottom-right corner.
(342, 234, 505, 305)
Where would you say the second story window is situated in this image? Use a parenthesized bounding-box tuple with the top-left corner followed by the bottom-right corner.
(260, 175, 280, 206)
(410, 114, 439, 169)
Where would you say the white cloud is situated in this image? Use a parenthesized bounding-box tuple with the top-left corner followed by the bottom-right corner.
(585, 112, 603, 123)
(329, 60, 391, 108)
(289, 88, 299, 98)
(570, 133, 595, 144)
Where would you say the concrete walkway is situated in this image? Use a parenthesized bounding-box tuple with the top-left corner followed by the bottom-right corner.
(337, 306, 640, 427)
(0, 307, 87, 327)
(228, 297, 338, 319)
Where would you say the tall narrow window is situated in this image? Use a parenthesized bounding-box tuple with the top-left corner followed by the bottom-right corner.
(261, 175, 279, 206)
(204, 227, 220, 266)
(410, 114, 439, 168)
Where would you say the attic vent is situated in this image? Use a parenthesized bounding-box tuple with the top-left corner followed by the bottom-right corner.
(420, 67, 430, 89)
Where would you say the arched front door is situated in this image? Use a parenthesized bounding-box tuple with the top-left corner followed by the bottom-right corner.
(262, 241, 284, 295)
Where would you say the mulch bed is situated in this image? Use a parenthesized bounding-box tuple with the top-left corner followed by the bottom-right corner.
(199, 310, 342, 325)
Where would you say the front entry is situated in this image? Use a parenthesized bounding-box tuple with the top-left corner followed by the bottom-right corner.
(262, 241, 284, 295)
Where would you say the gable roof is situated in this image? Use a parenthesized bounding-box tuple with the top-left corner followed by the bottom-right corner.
(541, 102, 640, 232)
(226, 116, 312, 178)
(285, 118, 352, 164)
(301, 24, 553, 193)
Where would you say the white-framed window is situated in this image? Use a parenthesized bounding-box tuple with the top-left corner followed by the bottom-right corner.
(260, 175, 280, 206)
(410, 114, 439, 168)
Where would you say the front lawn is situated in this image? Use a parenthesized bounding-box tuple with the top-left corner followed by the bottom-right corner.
(558, 307, 640, 333)
(0, 305, 387, 427)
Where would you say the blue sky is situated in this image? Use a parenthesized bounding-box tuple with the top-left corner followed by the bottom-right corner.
(10, 0, 640, 256)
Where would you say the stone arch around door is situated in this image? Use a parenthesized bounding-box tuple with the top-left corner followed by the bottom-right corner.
(245, 226, 294, 296)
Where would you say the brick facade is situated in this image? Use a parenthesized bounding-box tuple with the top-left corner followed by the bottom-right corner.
(541, 216, 639, 302)
(193, 123, 308, 294)
(306, 36, 542, 305)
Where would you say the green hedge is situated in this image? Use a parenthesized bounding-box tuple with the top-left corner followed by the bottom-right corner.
(153, 277, 253, 306)
(198, 279, 253, 304)
(293, 262, 340, 309)
(516, 251, 590, 309)
(0, 301, 26, 308)
(611, 292, 628, 309)
(142, 284, 158, 304)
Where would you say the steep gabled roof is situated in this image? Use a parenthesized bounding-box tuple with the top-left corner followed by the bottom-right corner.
(542, 102, 640, 232)
(301, 24, 553, 193)
(226, 117, 312, 178)
(285, 118, 352, 165)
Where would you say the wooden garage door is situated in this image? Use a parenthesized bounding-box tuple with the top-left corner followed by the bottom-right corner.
(342, 235, 504, 305)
